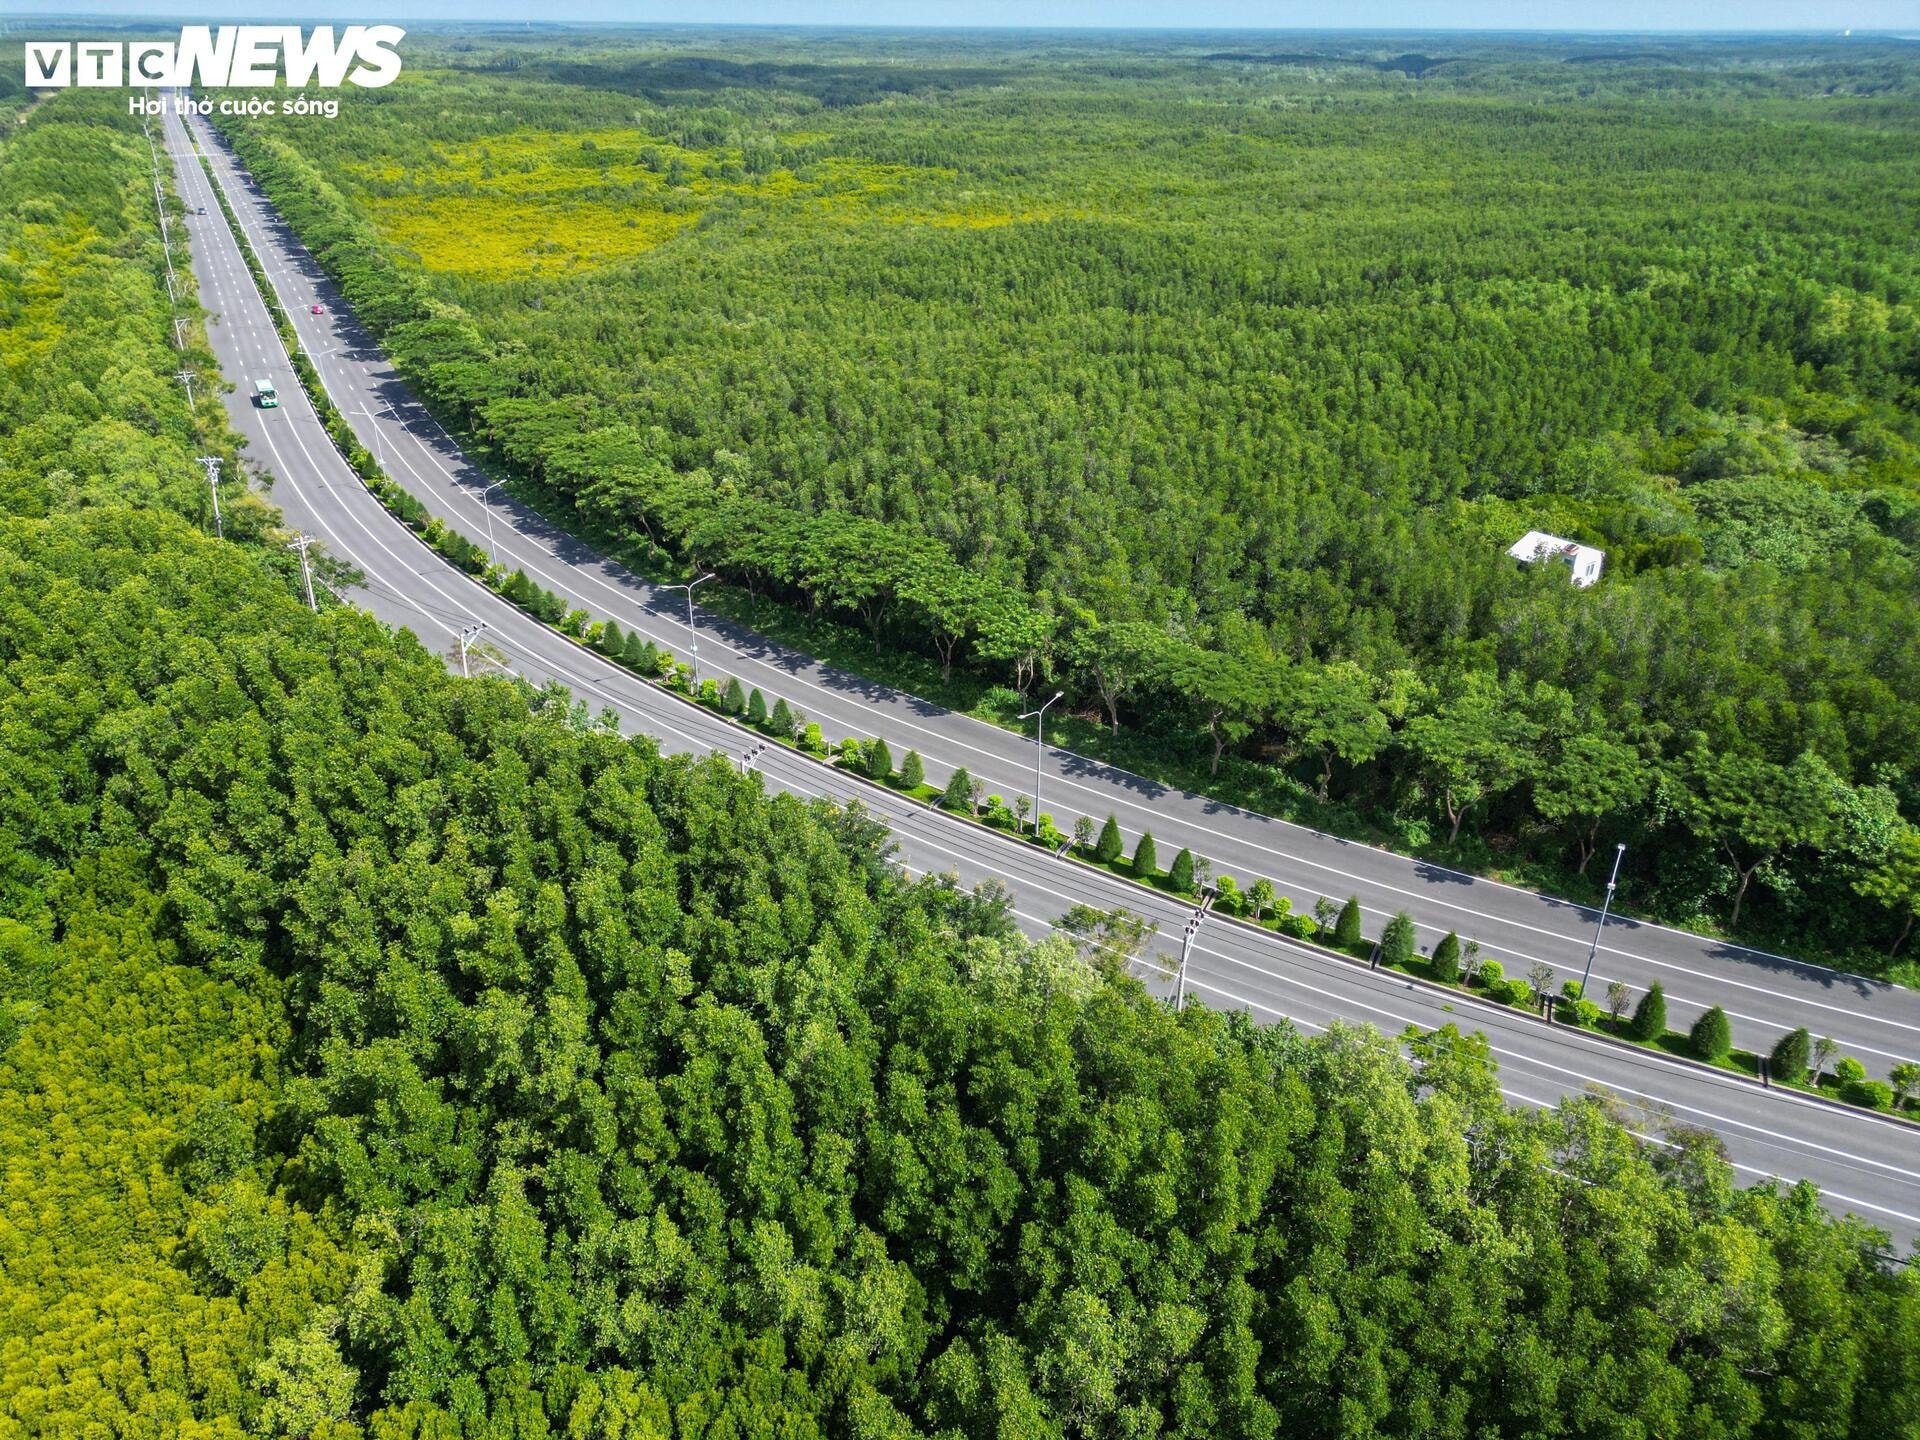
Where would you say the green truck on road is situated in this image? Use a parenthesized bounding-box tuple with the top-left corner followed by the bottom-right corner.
(253, 378, 278, 408)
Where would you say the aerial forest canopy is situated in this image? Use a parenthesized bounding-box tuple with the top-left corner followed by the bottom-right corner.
(213, 31, 1920, 971)
(10, 508, 1920, 1439)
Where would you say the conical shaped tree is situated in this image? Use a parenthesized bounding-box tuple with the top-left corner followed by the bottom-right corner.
(746, 688, 768, 727)
(1334, 896, 1363, 949)
(600, 619, 624, 657)
(868, 737, 894, 780)
(1095, 815, 1123, 864)
(1132, 831, 1158, 879)
(621, 630, 648, 670)
(1431, 931, 1461, 984)
(770, 697, 793, 737)
(1690, 1005, 1732, 1063)
(1630, 983, 1667, 1043)
(899, 750, 925, 789)
(1770, 1026, 1811, 1085)
(941, 765, 974, 813)
(1382, 911, 1415, 967)
(1168, 847, 1196, 895)
(722, 676, 746, 716)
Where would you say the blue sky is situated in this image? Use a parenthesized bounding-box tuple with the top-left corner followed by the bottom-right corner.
(5, 0, 1910, 28)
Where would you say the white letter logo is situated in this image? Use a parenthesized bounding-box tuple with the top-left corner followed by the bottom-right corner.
(175, 26, 239, 87)
(130, 43, 177, 84)
(25, 42, 71, 88)
(348, 26, 406, 88)
(75, 43, 122, 88)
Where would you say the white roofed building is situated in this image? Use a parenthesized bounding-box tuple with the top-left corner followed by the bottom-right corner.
(1508, 530, 1604, 587)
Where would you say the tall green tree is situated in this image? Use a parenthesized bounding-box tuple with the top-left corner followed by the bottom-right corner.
(1854, 823, 1920, 956)
(1403, 671, 1547, 844)
(1288, 660, 1392, 802)
(1533, 728, 1653, 875)
(1685, 748, 1842, 928)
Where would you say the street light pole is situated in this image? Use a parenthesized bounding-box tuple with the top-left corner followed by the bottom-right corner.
(1016, 691, 1064, 838)
(481, 481, 503, 556)
(662, 572, 716, 686)
(1578, 843, 1627, 1001)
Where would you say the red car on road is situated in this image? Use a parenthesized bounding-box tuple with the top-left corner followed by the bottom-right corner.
(310, 303, 325, 314)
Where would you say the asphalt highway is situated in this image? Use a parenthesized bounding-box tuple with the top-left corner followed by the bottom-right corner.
(162, 99, 1920, 1245)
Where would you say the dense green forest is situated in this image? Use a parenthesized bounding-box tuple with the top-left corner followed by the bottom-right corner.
(6, 83, 1920, 1440)
(215, 31, 1920, 970)
(13, 506, 1920, 1439)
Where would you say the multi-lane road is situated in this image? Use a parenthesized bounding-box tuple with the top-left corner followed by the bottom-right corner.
(160, 97, 1920, 1243)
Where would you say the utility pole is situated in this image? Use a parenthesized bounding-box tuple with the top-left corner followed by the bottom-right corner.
(146, 107, 177, 295)
(287, 533, 318, 611)
(457, 621, 488, 678)
(662, 572, 717, 686)
(1578, 843, 1627, 1001)
(1016, 690, 1064, 840)
(1173, 892, 1212, 1009)
(175, 368, 196, 411)
(196, 456, 222, 538)
(173, 316, 189, 350)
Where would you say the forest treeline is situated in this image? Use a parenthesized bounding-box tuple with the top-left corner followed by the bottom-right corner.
(214, 38, 1920, 969)
(6, 86, 1920, 1440)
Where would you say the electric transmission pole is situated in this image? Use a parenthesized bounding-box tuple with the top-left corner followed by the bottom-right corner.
(175, 368, 196, 411)
(287, 533, 318, 611)
(196, 456, 222, 538)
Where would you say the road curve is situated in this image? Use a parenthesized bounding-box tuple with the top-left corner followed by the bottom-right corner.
(164, 98, 1920, 1246)
(183, 108, 1920, 1078)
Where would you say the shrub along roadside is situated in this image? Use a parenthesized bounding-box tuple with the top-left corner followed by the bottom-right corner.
(904, 770, 1919, 1124)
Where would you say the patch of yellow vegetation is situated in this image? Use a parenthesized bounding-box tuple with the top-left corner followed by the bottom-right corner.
(366, 193, 697, 278)
(349, 126, 1042, 277)
(0, 216, 100, 374)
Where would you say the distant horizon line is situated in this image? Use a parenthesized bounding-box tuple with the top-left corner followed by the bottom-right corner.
(0, 14, 1911, 36)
